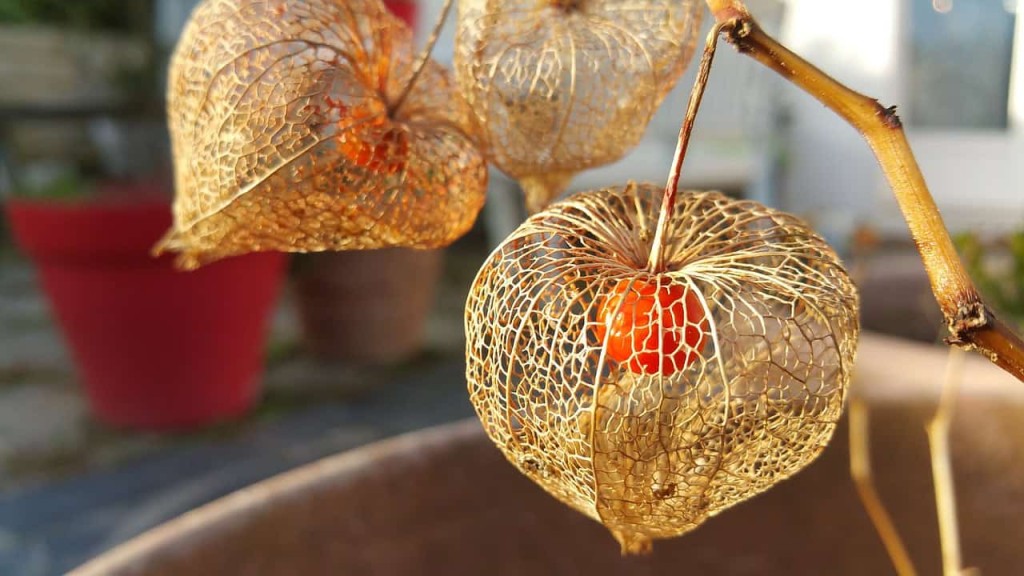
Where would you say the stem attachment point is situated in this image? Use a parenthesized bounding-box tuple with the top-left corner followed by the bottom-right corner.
(647, 21, 729, 273)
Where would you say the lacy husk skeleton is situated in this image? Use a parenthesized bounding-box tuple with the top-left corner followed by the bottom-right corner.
(159, 0, 487, 269)
(454, 0, 703, 212)
(465, 183, 859, 552)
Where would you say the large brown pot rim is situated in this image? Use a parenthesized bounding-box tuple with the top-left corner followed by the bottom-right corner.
(69, 333, 1024, 574)
(70, 418, 484, 576)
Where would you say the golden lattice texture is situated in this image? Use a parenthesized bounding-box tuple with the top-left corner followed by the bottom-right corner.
(158, 0, 487, 269)
(454, 1, 703, 213)
(466, 183, 860, 553)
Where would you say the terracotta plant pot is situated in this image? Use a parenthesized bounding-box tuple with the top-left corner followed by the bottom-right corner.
(4, 192, 286, 430)
(71, 334, 1024, 574)
(292, 248, 443, 363)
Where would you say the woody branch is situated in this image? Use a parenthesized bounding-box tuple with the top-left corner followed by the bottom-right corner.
(704, 0, 1024, 383)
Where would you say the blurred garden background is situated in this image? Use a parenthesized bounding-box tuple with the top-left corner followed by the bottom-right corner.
(0, 0, 1021, 574)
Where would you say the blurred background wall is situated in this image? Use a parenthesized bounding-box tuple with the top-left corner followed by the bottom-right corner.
(783, 0, 1023, 244)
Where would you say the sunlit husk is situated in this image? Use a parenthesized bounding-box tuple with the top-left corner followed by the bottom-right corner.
(454, 1, 703, 212)
(466, 183, 860, 552)
(160, 0, 487, 269)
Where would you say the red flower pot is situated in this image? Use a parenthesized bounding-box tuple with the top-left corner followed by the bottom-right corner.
(4, 193, 286, 430)
(384, 0, 417, 27)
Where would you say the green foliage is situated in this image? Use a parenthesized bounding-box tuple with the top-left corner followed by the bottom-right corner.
(956, 229, 1024, 328)
(0, 0, 150, 33)
(13, 171, 91, 201)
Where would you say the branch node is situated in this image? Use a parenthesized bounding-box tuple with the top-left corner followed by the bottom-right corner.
(945, 301, 988, 347)
(724, 18, 752, 50)
(875, 102, 903, 129)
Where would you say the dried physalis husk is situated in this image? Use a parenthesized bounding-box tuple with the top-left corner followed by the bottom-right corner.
(158, 0, 487, 269)
(454, 1, 703, 212)
(466, 183, 859, 553)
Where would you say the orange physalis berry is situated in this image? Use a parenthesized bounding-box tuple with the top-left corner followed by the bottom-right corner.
(336, 105, 409, 175)
(595, 278, 709, 376)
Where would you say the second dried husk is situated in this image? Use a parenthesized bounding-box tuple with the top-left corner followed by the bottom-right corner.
(466, 183, 860, 552)
(454, 0, 703, 212)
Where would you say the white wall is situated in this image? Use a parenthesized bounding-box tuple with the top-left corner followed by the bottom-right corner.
(782, 0, 1024, 242)
(780, 0, 904, 246)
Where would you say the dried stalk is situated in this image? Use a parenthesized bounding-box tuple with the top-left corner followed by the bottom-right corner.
(704, 0, 1024, 383)
(389, 0, 453, 116)
(926, 348, 968, 576)
(849, 398, 918, 576)
(649, 21, 726, 272)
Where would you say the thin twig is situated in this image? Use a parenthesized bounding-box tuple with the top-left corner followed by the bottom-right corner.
(703, 0, 1024, 383)
(648, 21, 727, 272)
(926, 348, 968, 576)
(388, 0, 453, 116)
(849, 398, 919, 576)
(845, 239, 915, 574)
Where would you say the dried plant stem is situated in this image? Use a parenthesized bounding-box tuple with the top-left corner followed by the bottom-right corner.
(649, 22, 726, 272)
(926, 348, 967, 576)
(704, 0, 1024, 383)
(389, 0, 453, 116)
(849, 398, 918, 576)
